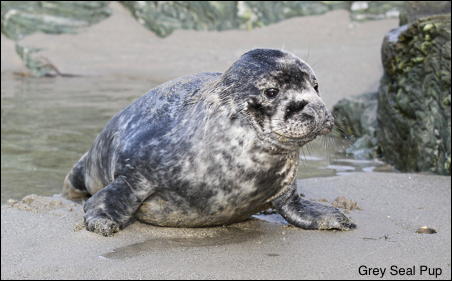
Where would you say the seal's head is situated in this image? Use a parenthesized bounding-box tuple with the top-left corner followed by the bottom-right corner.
(220, 48, 334, 150)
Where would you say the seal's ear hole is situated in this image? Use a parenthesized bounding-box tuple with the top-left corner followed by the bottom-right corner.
(247, 96, 260, 108)
(246, 96, 265, 128)
(247, 96, 265, 114)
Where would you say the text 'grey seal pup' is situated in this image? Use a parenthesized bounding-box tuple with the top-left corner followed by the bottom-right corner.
(63, 49, 356, 236)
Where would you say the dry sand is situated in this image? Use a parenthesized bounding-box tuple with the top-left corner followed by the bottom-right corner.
(1, 173, 451, 279)
(2, 3, 451, 280)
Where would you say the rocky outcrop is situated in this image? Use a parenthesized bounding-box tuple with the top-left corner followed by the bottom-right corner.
(1, 1, 403, 76)
(1, 1, 112, 41)
(119, 1, 340, 37)
(399, 1, 451, 25)
(333, 2, 451, 175)
(378, 14, 451, 175)
(332, 92, 378, 160)
(1, 1, 112, 76)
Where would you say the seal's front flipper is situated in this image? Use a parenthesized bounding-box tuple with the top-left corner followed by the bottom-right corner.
(272, 189, 356, 231)
(83, 176, 142, 236)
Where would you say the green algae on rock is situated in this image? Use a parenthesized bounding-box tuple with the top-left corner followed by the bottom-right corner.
(1, 1, 112, 76)
(378, 14, 451, 175)
(14, 43, 61, 77)
(1, 1, 405, 76)
(119, 1, 409, 37)
(332, 2, 451, 174)
(1, 1, 112, 41)
(0, 1, 404, 41)
(119, 1, 343, 37)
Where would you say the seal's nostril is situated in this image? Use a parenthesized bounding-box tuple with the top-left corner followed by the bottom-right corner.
(284, 100, 309, 121)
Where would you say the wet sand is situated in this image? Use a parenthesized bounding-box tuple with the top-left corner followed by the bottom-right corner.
(1, 173, 450, 279)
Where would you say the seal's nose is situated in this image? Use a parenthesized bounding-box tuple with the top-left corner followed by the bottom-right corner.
(284, 100, 309, 121)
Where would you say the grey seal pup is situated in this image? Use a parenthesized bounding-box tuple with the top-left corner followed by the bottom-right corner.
(63, 48, 356, 236)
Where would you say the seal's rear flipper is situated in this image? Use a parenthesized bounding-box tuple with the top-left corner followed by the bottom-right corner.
(63, 153, 90, 200)
(83, 175, 152, 236)
(272, 188, 356, 231)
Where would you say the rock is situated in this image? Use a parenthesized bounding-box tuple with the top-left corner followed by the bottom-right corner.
(333, 3, 451, 174)
(378, 14, 451, 175)
(1, 1, 112, 41)
(399, 1, 451, 25)
(1, 1, 112, 76)
(332, 92, 378, 159)
(415, 226, 437, 234)
(333, 91, 378, 138)
(14, 44, 61, 77)
(345, 135, 377, 160)
(0, 1, 404, 41)
(119, 1, 343, 37)
(119, 1, 407, 37)
(350, 1, 404, 21)
(1, 1, 405, 76)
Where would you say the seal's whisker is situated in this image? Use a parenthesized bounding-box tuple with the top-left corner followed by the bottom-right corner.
(300, 147, 307, 166)
(306, 142, 313, 157)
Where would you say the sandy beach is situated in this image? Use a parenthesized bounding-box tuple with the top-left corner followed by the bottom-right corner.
(1, 3, 451, 280)
(2, 173, 451, 279)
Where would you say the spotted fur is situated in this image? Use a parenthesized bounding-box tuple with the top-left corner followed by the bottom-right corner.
(63, 49, 355, 236)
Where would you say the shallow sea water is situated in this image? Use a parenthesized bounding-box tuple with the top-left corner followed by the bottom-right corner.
(1, 73, 386, 203)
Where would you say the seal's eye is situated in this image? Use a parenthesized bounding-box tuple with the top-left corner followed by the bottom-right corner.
(264, 88, 279, 98)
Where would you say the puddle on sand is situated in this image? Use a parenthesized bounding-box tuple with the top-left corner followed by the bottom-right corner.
(297, 139, 389, 179)
(253, 212, 288, 226)
(100, 226, 265, 259)
(1, 74, 155, 203)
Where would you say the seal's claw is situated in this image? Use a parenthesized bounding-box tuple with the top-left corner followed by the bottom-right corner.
(345, 222, 357, 230)
(85, 217, 120, 237)
(308, 207, 356, 231)
(339, 220, 357, 231)
(323, 211, 356, 231)
(341, 218, 357, 231)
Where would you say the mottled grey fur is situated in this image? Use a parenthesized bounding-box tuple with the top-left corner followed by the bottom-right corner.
(63, 49, 355, 236)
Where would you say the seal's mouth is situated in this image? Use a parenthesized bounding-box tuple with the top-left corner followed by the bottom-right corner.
(270, 103, 335, 143)
(272, 130, 309, 141)
(270, 115, 318, 143)
(254, 115, 334, 151)
(247, 121, 319, 151)
(271, 116, 334, 140)
(270, 127, 318, 146)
